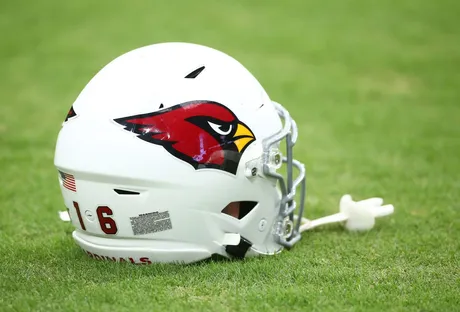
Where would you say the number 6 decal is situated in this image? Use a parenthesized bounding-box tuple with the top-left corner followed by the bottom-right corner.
(72, 201, 118, 234)
(96, 206, 118, 234)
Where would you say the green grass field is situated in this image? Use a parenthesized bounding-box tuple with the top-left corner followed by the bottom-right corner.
(1, 0, 459, 311)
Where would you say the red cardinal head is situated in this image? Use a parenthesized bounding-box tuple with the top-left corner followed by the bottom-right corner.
(114, 101, 256, 174)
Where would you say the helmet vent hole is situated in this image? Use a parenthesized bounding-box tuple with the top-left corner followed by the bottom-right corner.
(113, 189, 140, 195)
(221, 201, 258, 220)
(185, 66, 205, 79)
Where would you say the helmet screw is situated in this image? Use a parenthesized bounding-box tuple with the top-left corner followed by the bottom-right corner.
(274, 153, 281, 165)
(85, 210, 95, 222)
(258, 219, 267, 231)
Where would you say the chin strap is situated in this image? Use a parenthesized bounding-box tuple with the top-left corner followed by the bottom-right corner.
(59, 194, 394, 237)
(296, 194, 394, 232)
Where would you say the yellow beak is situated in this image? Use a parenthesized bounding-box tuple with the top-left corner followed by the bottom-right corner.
(233, 122, 255, 153)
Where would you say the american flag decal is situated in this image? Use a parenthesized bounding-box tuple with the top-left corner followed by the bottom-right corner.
(59, 171, 76, 192)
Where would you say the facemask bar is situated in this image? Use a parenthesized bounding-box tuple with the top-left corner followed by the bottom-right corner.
(262, 101, 306, 249)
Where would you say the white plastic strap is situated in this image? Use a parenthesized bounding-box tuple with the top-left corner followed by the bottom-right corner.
(297, 194, 394, 232)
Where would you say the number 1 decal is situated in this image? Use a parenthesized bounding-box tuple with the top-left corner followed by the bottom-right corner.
(71, 201, 118, 234)
(73, 201, 86, 230)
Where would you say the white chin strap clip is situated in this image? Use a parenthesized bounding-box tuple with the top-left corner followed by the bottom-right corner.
(298, 194, 394, 232)
(59, 211, 71, 222)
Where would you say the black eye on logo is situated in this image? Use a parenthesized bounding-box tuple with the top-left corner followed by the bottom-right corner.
(208, 121, 233, 135)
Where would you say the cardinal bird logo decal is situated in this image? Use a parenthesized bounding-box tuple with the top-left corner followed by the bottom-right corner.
(114, 101, 256, 175)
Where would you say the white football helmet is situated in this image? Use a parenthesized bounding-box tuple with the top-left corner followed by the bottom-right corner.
(55, 42, 394, 264)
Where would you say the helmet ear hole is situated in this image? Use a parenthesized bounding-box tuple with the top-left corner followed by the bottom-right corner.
(221, 201, 258, 220)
